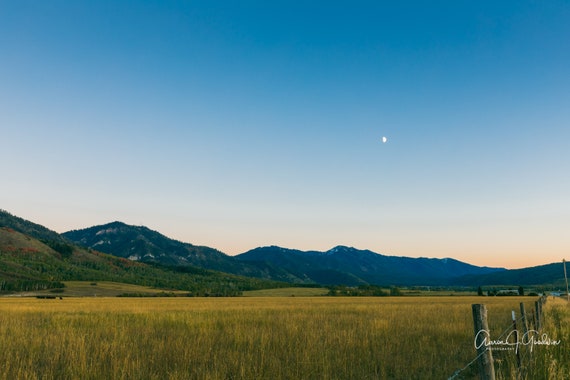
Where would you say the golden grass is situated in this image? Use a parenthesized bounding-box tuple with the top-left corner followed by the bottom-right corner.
(0, 296, 543, 379)
(242, 287, 329, 297)
(523, 297, 570, 380)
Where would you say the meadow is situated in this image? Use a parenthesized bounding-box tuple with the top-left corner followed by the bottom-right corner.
(525, 297, 570, 380)
(0, 296, 566, 379)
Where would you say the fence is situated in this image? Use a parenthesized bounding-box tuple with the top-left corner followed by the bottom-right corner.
(448, 296, 551, 380)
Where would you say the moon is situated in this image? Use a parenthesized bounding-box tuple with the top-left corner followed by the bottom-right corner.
(382, 136, 387, 143)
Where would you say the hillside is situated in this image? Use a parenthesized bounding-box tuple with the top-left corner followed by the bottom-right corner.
(63, 222, 311, 283)
(0, 210, 283, 295)
(66, 221, 564, 287)
(236, 245, 506, 286)
(64, 222, 508, 286)
(64, 222, 231, 268)
(453, 262, 568, 286)
(4, 210, 564, 289)
(237, 246, 568, 287)
(0, 210, 64, 243)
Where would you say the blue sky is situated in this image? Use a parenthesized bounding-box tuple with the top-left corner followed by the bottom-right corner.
(1, 1, 569, 268)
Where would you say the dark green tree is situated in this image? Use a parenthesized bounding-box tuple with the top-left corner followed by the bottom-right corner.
(390, 286, 402, 296)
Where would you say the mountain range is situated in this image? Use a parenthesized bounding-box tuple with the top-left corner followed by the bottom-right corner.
(0, 210, 282, 295)
(62, 220, 567, 287)
(236, 245, 506, 286)
(2, 209, 567, 290)
(63, 221, 508, 286)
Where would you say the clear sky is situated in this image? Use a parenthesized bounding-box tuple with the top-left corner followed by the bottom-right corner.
(1, 1, 569, 269)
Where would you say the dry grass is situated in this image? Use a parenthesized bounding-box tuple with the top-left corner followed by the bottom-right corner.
(242, 287, 328, 296)
(0, 296, 542, 379)
(522, 297, 570, 380)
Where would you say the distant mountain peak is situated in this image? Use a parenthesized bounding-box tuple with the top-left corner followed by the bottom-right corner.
(63, 221, 277, 280)
(327, 245, 353, 253)
(325, 245, 381, 257)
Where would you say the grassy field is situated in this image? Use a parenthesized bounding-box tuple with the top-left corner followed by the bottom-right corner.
(524, 297, 570, 379)
(59, 281, 191, 297)
(0, 296, 564, 379)
(242, 287, 329, 296)
(5, 281, 191, 298)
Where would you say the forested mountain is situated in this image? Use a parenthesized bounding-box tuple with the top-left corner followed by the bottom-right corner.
(2, 209, 565, 290)
(236, 245, 506, 286)
(63, 222, 306, 283)
(453, 262, 568, 286)
(63, 222, 508, 286)
(65, 220, 566, 287)
(0, 210, 282, 295)
(64, 222, 232, 268)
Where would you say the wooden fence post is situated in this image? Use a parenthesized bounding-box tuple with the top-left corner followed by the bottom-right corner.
(562, 259, 570, 302)
(472, 304, 496, 380)
(519, 303, 529, 337)
(511, 310, 521, 372)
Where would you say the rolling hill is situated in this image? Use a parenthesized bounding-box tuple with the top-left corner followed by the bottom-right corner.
(0, 210, 283, 295)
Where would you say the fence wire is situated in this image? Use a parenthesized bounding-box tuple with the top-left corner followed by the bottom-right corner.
(447, 303, 543, 380)
(447, 347, 491, 380)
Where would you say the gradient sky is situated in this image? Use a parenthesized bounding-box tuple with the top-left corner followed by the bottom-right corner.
(1, 1, 569, 269)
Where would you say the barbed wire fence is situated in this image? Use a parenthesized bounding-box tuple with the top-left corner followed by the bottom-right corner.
(447, 296, 549, 380)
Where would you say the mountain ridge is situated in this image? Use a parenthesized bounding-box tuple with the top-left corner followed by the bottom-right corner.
(65, 221, 567, 286)
(3, 209, 565, 288)
(63, 221, 308, 283)
(64, 221, 508, 286)
(235, 245, 506, 286)
(0, 210, 285, 294)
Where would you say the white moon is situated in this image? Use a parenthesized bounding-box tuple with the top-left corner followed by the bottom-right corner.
(382, 136, 387, 143)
